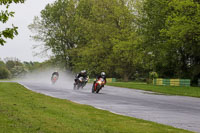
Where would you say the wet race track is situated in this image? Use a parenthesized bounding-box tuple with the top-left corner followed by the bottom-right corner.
(19, 81, 200, 133)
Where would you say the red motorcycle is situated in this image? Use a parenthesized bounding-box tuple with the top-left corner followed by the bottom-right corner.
(92, 78, 105, 93)
(51, 75, 58, 84)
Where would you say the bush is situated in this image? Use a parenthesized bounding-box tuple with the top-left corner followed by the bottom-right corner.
(147, 72, 158, 84)
(0, 67, 11, 79)
(149, 72, 158, 79)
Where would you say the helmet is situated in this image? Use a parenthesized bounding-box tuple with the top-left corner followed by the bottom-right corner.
(81, 70, 87, 75)
(101, 72, 106, 77)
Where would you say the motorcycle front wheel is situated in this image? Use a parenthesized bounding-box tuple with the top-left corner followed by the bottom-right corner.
(73, 85, 76, 90)
(77, 84, 81, 90)
(51, 81, 55, 85)
(92, 85, 95, 93)
(96, 85, 101, 93)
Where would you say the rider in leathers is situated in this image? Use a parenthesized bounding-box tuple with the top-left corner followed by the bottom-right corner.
(93, 72, 107, 87)
(74, 70, 88, 86)
(51, 71, 59, 80)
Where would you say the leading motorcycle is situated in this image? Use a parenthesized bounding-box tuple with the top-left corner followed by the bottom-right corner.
(92, 78, 105, 93)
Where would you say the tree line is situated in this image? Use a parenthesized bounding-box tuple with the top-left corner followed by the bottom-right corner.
(28, 0, 200, 84)
(0, 58, 54, 79)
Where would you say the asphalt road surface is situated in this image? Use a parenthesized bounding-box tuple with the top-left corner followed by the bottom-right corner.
(19, 81, 200, 133)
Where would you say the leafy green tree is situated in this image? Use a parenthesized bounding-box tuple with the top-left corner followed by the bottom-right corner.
(140, 0, 200, 84)
(0, 60, 11, 79)
(139, 0, 170, 73)
(160, 0, 200, 83)
(70, 0, 141, 80)
(0, 60, 6, 68)
(0, 0, 25, 45)
(0, 67, 11, 79)
(29, 0, 143, 80)
(5, 58, 26, 77)
(28, 0, 77, 69)
(111, 34, 143, 81)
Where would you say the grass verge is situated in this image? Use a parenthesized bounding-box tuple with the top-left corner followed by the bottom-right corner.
(107, 82, 200, 98)
(0, 82, 192, 133)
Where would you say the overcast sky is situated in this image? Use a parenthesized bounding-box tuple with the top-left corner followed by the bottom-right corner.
(0, 0, 56, 62)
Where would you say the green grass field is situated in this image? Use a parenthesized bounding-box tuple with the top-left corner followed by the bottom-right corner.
(0, 82, 193, 133)
(107, 82, 200, 98)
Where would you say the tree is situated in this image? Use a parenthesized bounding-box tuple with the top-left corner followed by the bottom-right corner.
(139, 0, 170, 74)
(111, 34, 143, 81)
(139, 0, 200, 84)
(160, 0, 200, 83)
(28, 0, 77, 69)
(29, 0, 142, 80)
(0, 60, 6, 68)
(70, 0, 142, 80)
(0, 67, 11, 79)
(0, 0, 25, 45)
(5, 57, 26, 77)
(0, 60, 11, 79)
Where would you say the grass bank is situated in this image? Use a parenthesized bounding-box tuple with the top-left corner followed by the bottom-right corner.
(0, 82, 192, 133)
(107, 82, 200, 98)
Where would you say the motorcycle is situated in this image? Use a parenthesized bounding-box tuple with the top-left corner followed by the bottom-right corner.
(51, 75, 58, 84)
(74, 77, 88, 90)
(92, 78, 105, 93)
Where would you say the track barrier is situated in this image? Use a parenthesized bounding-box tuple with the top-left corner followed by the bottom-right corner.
(153, 78, 190, 87)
